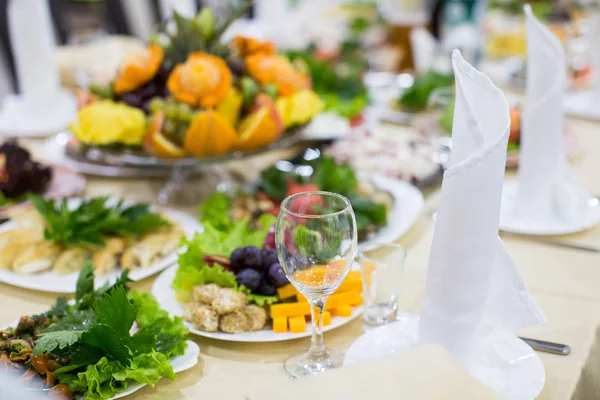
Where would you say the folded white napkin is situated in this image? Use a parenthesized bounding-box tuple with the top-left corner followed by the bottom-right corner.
(418, 50, 546, 364)
(0, 0, 75, 136)
(503, 5, 595, 230)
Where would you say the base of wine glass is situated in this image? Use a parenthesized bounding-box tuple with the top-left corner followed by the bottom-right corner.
(283, 349, 345, 379)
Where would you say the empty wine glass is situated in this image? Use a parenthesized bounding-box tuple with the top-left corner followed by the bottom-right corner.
(275, 191, 357, 379)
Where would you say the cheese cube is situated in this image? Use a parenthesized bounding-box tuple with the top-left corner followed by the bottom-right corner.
(273, 317, 288, 333)
(270, 302, 311, 318)
(289, 316, 307, 333)
(277, 284, 298, 300)
(331, 304, 352, 317)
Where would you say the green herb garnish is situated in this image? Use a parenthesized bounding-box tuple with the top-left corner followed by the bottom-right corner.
(30, 196, 170, 248)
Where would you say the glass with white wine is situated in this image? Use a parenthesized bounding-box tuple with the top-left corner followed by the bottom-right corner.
(275, 191, 357, 379)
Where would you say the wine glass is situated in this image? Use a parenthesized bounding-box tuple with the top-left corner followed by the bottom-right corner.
(275, 191, 357, 379)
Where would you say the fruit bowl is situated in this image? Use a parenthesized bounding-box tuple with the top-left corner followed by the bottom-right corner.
(63, 123, 309, 169)
(70, 4, 325, 166)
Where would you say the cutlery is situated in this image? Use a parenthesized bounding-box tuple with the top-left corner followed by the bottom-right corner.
(519, 337, 571, 355)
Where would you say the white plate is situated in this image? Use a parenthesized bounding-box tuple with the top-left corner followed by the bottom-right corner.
(359, 175, 424, 250)
(152, 265, 363, 343)
(344, 316, 545, 400)
(111, 340, 200, 399)
(0, 200, 203, 293)
(500, 180, 600, 235)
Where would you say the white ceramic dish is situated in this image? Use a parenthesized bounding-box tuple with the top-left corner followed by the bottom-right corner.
(359, 175, 424, 250)
(0, 199, 203, 292)
(500, 180, 600, 235)
(152, 265, 362, 343)
(344, 316, 545, 400)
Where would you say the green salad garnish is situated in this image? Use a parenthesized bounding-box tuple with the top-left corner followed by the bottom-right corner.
(30, 196, 170, 248)
(3, 265, 188, 399)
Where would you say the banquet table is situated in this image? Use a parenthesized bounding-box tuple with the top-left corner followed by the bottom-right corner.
(2, 42, 600, 399)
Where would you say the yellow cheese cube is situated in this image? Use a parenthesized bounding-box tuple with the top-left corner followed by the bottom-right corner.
(289, 316, 307, 333)
(273, 317, 288, 333)
(277, 284, 299, 300)
(270, 302, 311, 318)
(331, 305, 352, 318)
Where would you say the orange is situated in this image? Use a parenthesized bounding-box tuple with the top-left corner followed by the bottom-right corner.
(236, 107, 279, 152)
(183, 110, 237, 157)
(151, 132, 185, 158)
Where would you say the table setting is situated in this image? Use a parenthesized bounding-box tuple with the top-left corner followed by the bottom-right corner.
(3, 0, 600, 399)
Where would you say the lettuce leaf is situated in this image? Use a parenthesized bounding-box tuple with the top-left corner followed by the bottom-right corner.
(67, 357, 128, 399)
(173, 216, 275, 294)
(129, 292, 188, 357)
(197, 192, 232, 232)
(65, 351, 175, 399)
(113, 350, 176, 386)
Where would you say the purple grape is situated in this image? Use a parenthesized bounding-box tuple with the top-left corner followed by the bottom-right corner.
(261, 248, 278, 270)
(236, 268, 262, 291)
(227, 58, 247, 76)
(230, 248, 245, 272)
(120, 92, 144, 108)
(231, 246, 263, 271)
(257, 280, 276, 296)
(267, 263, 288, 288)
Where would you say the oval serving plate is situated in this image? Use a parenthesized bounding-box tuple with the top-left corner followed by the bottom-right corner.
(0, 199, 203, 293)
(152, 265, 363, 343)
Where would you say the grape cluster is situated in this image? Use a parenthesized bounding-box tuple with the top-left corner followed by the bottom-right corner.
(231, 246, 288, 296)
(118, 66, 171, 113)
(148, 97, 196, 145)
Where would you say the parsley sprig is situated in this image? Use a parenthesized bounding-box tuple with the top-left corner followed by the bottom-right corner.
(29, 196, 170, 248)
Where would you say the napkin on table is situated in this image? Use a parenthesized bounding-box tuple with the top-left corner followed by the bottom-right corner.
(508, 5, 593, 227)
(0, 0, 75, 135)
(418, 50, 546, 364)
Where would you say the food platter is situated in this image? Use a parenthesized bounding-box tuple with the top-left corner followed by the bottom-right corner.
(0, 199, 203, 293)
(152, 265, 363, 343)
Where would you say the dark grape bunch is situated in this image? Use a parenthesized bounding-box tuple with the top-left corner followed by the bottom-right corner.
(118, 66, 171, 113)
(0, 140, 52, 198)
(232, 246, 288, 296)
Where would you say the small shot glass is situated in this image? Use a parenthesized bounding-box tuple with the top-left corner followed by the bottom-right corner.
(358, 243, 407, 327)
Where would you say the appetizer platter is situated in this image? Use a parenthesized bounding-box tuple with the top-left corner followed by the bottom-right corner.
(66, 4, 324, 169)
(0, 141, 86, 217)
(0, 266, 199, 399)
(198, 153, 423, 247)
(0, 197, 202, 292)
(152, 214, 363, 342)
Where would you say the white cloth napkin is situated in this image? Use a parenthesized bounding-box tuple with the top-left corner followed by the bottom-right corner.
(418, 50, 546, 364)
(506, 5, 593, 228)
(0, 0, 75, 136)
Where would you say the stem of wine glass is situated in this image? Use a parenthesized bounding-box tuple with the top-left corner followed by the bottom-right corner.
(308, 296, 327, 356)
